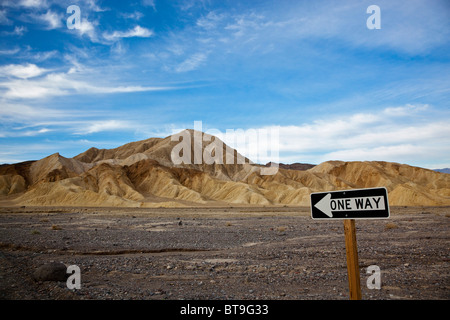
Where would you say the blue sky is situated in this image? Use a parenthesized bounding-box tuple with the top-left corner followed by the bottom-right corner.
(0, 0, 449, 169)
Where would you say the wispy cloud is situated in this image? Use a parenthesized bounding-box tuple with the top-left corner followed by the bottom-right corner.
(19, 0, 48, 8)
(141, 0, 156, 11)
(30, 49, 58, 61)
(84, 0, 107, 13)
(383, 104, 430, 117)
(174, 52, 208, 72)
(32, 10, 63, 29)
(0, 46, 58, 62)
(0, 102, 72, 121)
(74, 120, 136, 135)
(196, 11, 225, 29)
(75, 19, 97, 40)
(2, 25, 27, 36)
(121, 11, 144, 20)
(103, 25, 154, 41)
(0, 63, 49, 79)
(0, 48, 20, 55)
(0, 0, 48, 9)
(0, 9, 12, 24)
(224, 13, 266, 38)
(0, 66, 175, 99)
(188, 1, 450, 57)
(0, 128, 51, 138)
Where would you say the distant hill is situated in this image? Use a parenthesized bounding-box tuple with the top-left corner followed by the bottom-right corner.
(265, 162, 316, 171)
(434, 168, 450, 174)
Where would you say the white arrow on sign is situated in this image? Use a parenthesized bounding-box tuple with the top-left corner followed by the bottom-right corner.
(314, 194, 386, 218)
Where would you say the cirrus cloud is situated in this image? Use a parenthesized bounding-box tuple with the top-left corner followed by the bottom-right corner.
(0, 63, 49, 79)
(0, 65, 177, 99)
(103, 25, 154, 41)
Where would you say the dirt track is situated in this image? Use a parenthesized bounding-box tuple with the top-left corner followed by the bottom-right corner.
(0, 206, 448, 300)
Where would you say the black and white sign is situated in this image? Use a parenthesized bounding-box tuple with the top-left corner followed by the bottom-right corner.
(311, 187, 390, 219)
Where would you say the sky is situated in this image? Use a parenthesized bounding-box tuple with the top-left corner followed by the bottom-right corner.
(0, 0, 449, 169)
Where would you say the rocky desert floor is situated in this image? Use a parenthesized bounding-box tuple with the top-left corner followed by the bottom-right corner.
(0, 205, 448, 301)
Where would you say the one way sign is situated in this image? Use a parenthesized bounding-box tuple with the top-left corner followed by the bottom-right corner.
(311, 187, 390, 219)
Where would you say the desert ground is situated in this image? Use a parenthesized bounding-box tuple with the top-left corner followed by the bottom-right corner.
(0, 205, 448, 300)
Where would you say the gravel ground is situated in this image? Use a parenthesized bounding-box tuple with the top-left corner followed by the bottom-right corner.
(0, 206, 449, 300)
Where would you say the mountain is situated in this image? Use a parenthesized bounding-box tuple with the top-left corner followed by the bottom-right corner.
(1, 130, 449, 207)
(434, 168, 450, 174)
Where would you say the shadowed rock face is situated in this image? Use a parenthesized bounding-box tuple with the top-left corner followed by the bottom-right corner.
(1, 130, 449, 207)
(265, 162, 316, 171)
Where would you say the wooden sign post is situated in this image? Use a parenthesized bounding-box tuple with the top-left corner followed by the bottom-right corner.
(311, 187, 390, 300)
(343, 219, 361, 300)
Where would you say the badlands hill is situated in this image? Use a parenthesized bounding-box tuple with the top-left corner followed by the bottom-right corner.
(0, 130, 449, 207)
